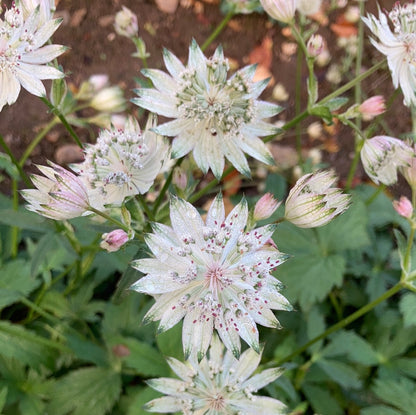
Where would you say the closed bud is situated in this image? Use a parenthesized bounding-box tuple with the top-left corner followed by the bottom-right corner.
(114, 6, 138, 38)
(100, 229, 130, 252)
(253, 193, 281, 221)
(359, 96, 386, 121)
(90, 86, 126, 113)
(307, 34, 325, 58)
(173, 168, 188, 190)
(393, 196, 413, 219)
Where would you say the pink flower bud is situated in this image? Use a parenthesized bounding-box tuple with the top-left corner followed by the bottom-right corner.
(393, 196, 413, 219)
(100, 229, 129, 252)
(173, 168, 188, 190)
(307, 34, 325, 58)
(253, 193, 281, 221)
(359, 96, 386, 121)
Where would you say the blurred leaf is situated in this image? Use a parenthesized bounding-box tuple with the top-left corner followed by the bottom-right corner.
(325, 97, 349, 111)
(399, 293, 416, 327)
(316, 358, 361, 389)
(264, 173, 287, 200)
(156, 324, 183, 361)
(0, 209, 53, 233)
(0, 153, 19, 180)
(127, 387, 161, 415)
(0, 259, 39, 309)
(302, 383, 343, 415)
(361, 406, 404, 415)
(47, 367, 121, 415)
(66, 334, 108, 367)
(309, 105, 333, 124)
(0, 387, 7, 412)
(306, 306, 325, 354)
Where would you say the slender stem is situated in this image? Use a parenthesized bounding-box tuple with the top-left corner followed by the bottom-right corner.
(88, 206, 130, 232)
(201, 10, 235, 52)
(0, 134, 31, 186)
(275, 282, 404, 365)
(365, 185, 386, 206)
(11, 180, 19, 258)
(40, 97, 83, 149)
(19, 119, 59, 166)
(345, 135, 364, 191)
(295, 41, 303, 162)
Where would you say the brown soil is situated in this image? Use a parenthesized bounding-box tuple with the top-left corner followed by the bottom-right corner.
(0, 0, 410, 195)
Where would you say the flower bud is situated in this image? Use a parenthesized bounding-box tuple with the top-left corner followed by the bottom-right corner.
(285, 170, 350, 228)
(90, 86, 126, 113)
(307, 34, 325, 58)
(173, 168, 188, 190)
(359, 96, 386, 121)
(100, 229, 130, 252)
(345, 6, 360, 23)
(393, 196, 413, 219)
(260, 0, 297, 23)
(89, 74, 109, 92)
(253, 193, 281, 221)
(297, 0, 322, 16)
(114, 6, 138, 38)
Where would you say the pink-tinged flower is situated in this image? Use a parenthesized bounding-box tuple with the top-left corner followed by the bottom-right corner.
(260, 0, 297, 23)
(114, 6, 138, 38)
(100, 229, 130, 252)
(393, 196, 413, 219)
(284, 171, 350, 228)
(145, 335, 286, 414)
(307, 34, 325, 58)
(363, 3, 416, 106)
(253, 193, 281, 221)
(361, 136, 412, 185)
(0, 2, 66, 111)
(401, 142, 416, 189)
(359, 96, 386, 121)
(131, 194, 291, 359)
(21, 162, 91, 220)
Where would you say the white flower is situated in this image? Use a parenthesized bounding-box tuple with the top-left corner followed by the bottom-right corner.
(78, 114, 170, 206)
(260, 0, 297, 23)
(89, 86, 126, 113)
(131, 194, 291, 359)
(284, 171, 350, 228)
(361, 136, 412, 185)
(114, 6, 138, 39)
(21, 0, 56, 24)
(363, 3, 416, 106)
(133, 40, 282, 179)
(0, 2, 66, 111)
(21, 162, 91, 220)
(145, 335, 286, 414)
(297, 0, 322, 16)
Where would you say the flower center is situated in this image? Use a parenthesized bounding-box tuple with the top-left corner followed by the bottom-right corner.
(204, 264, 231, 299)
(208, 392, 226, 411)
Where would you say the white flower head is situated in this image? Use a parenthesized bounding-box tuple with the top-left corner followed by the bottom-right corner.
(361, 136, 412, 185)
(21, 0, 56, 24)
(285, 170, 351, 228)
(145, 335, 286, 414)
(131, 194, 291, 360)
(21, 161, 91, 220)
(363, 3, 416, 106)
(0, 1, 66, 111)
(133, 40, 282, 179)
(260, 0, 297, 23)
(78, 114, 170, 206)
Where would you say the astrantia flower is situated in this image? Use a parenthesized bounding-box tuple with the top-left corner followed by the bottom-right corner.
(361, 136, 411, 185)
(145, 335, 286, 414)
(284, 170, 350, 228)
(21, 0, 56, 23)
(78, 115, 169, 206)
(363, 3, 416, 106)
(21, 162, 91, 220)
(0, 1, 66, 111)
(260, 0, 297, 23)
(131, 194, 291, 359)
(132, 40, 282, 179)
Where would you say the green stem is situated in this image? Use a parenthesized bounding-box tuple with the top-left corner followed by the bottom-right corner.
(345, 133, 364, 191)
(88, 206, 130, 232)
(276, 282, 404, 365)
(11, 180, 19, 258)
(136, 195, 155, 221)
(365, 185, 386, 206)
(19, 118, 59, 166)
(0, 134, 31, 186)
(201, 10, 235, 52)
(40, 97, 83, 149)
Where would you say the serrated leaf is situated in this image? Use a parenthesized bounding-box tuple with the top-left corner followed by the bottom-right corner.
(302, 383, 343, 415)
(0, 259, 40, 309)
(316, 358, 361, 389)
(399, 293, 416, 327)
(47, 367, 121, 415)
(0, 321, 57, 370)
(321, 330, 379, 365)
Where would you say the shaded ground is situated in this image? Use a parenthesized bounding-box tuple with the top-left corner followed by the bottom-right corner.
(0, 0, 410, 194)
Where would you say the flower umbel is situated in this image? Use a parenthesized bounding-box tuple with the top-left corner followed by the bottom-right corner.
(78, 115, 170, 206)
(133, 40, 282, 179)
(145, 335, 286, 414)
(284, 170, 351, 228)
(131, 194, 291, 359)
(21, 162, 91, 220)
(360, 136, 411, 186)
(363, 3, 416, 106)
(0, 1, 66, 111)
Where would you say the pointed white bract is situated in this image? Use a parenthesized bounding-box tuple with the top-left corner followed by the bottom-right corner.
(0, 1, 66, 111)
(145, 335, 286, 414)
(21, 162, 91, 220)
(21, 0, 56, 23)
(361, 136, 412, 186)
(133, 40, 282, 179)
(131, 194, 291, 359)
(78, 115, 170, 206)
(363, 3, 416, 106)
(284, 171, 350, 228)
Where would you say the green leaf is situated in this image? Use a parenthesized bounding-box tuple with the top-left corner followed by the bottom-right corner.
(309, 105, 333, 124)
(325, 97, 349, 111)
(393, 357, 416, 379)
(302, 384, 343, 415)
(399, 293, 416, 327)
(0, 259, 40, 309)
(361, 406, 404, 415)
(47, 367, 122, 415)
(156, 324, 183, 361)
(0, 153, 19, 180)
(66, 334, 108, 367)
(394, 229, 409, 275)
(0, 321, 57, 370)
(306, 306, 325, 354)
(264, 173, 287, 201)
(0, 209, 53, 232)
(321, 330, 379, 365)
(127, 387, 161, 415)
(316, 358, 361, 389)
(0, 387, 7, 412)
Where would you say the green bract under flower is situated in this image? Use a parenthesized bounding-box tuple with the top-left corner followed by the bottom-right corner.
(145, 335, 286, 414)
(131, 194, 291, 360)
(132, 40, 282, 179)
